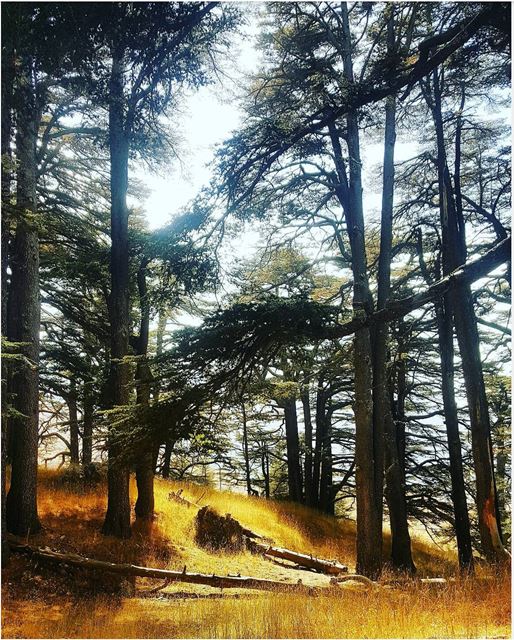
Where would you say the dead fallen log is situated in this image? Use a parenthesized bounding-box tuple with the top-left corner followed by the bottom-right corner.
(248, 540, 348, 575)
(9, 539, 322, 594)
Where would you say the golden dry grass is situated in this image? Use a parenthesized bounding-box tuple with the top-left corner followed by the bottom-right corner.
(1, 468, 511, 639)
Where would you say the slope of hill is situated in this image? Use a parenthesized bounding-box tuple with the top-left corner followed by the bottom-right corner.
(2, 469, 510, 638)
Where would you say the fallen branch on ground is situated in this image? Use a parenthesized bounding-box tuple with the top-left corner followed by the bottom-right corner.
(248, 540, 348, 576)
(8, 539, 323, 594)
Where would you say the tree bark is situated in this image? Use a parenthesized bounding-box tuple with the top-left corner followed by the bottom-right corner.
(153, 308, 166, 475)
(102, 49, 131, 538)
(319, 403, 333, 515)
(417, 227, 473, 571)
(6, 55, 41, 537)
(261, 443, 270, 499)
(135, 445, 154, 520)
(161, 440, 174, 479)
(241, 401, 252, 495)
(282, 398, 303, 503)
(82, 383, 94, 466)
(332, 2, 382, 578)
(312, 374, 325, 508)
(301, 386, 314, 507)
(393, 327, 407, 477)
(435, 297, 474, 570)
(373, 15, 415, 572)
(1, 27, 15, 562)
(68, 381, 80, 464)
(249, 540, 348, 575)
(134, 259, 155, 521)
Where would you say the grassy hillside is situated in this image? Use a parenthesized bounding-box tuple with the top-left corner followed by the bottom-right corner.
(2, 468, 510, 638)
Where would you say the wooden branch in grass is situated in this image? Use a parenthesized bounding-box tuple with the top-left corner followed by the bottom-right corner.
(8, 539, 322, 594)
(248, 540, 348, 575)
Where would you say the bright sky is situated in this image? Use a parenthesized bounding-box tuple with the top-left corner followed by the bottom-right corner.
(138, 13, 262, 232)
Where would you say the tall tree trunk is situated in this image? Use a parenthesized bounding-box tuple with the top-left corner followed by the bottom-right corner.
(134, 360, 154, 519)
(241, 401, 252, 495)
(312, 375, 325, 508)
(430, 69, 508, 562)
(6, 55, 41, 537)
(319, 403, 333, 515)
(330, 2, 382, 578)
(435, 297, 474, 570)
(102, 50, 131, 538)
(68, 380, 80, 464)
(1, 27, 15, 562)
(301, 386, 314, 507)
(153, 308, 167, 474)
(373, 15, 415, 572)
(134, 439, 154, 519)
(135, 259, 155, 520)
(82, 382, 94, 466)
(494, 427, 507, 533)
(261, 444, 270, 499)
(282, 398, 303, 503)
(393, 330, 407, 477)
(161, 440, 174, 479)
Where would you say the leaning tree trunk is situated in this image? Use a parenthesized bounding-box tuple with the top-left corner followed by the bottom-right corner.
(102, 50, 131, 539)
(6, 55, 41, 537)
(430, 69, 508, 563)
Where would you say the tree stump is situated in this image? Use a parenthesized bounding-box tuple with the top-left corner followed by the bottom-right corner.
(194, 507, 246, 552)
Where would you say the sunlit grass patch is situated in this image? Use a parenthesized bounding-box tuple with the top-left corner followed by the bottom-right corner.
(2, 467, 511, 639)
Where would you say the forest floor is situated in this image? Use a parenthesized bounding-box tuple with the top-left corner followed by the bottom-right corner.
(2, 469, 511, 639)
